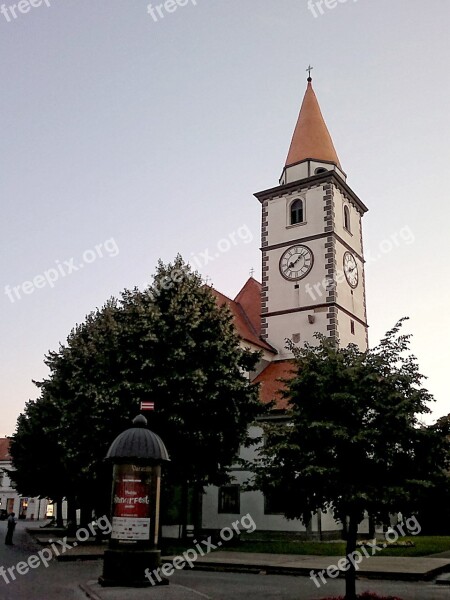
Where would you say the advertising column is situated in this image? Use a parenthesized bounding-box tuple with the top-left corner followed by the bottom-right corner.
(111, 464, 160, 545)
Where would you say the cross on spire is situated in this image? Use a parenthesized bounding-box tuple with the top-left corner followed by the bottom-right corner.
(249, 267, 255, 278)
(306, 64, 313, 81)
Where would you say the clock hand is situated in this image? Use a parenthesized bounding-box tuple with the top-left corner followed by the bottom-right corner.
(288, 255, 303, 269)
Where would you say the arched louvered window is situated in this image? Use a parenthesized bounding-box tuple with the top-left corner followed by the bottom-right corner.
(344, 205, 351, 232)
(290, 199, 304, 225)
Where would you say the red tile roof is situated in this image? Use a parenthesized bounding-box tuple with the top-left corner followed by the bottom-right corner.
(253, 360, 295, 410)
(285, 79, 341, 169)
(210, 280, 275, 353)
(234, 277, 263, 337)
(0, 438, 11, 461)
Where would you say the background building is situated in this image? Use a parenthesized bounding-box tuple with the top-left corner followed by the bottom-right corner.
(0, 437, 49, 520)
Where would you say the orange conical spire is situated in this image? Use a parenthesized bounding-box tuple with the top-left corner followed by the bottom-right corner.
(285, 77, 341, 169)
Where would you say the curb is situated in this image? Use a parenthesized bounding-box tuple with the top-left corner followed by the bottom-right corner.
(436, 573, 450, 586)
(189, 559, 450, 582)
(71, 555, 450, 582)
(57, 553, 104, 562)
(79, 583, 103, 600)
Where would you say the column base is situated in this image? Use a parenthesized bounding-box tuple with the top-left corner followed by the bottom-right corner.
(99, 549, 169, 587)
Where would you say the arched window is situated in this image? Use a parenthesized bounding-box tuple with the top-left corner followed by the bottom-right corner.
(290, 199, 304, 225)
(344, 205, 351, 232)
(315, 167, 328, 175)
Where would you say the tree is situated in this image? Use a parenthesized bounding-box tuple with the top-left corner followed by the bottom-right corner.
(9, 395, 73, 527)
(413, 414, 450, 534)
(251, 319, 450, 600)
(16, 256, 262, 529)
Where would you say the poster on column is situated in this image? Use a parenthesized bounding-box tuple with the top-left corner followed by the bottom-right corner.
(111, 464, 152, 541)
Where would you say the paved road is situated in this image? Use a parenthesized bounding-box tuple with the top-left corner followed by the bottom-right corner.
(164, 570, 450, 600)
(0, 521, 448, 599)
(0, 520, 98, 600)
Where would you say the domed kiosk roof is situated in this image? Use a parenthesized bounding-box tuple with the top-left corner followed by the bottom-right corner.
(106, 415, 170, 463)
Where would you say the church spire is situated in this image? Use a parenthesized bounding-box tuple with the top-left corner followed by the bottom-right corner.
(284, 75, 341, 170)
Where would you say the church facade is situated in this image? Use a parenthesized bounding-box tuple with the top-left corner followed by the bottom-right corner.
(202, 76, 371, 537)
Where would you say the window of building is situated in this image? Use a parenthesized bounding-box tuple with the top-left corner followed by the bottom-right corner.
(315, 167, 328, 175)
(351, 320, 355, 335)
(290, 199, 304, 225)
(218, 485, 240, 514)
(264, 487, 286, 515)
(344, 205, 351, 232)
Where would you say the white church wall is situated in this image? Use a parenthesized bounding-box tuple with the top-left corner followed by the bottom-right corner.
(333, 187, 363, 256)
(202, 424, 343, 535)
(266, 185, 326, 248)
(264, 310, 329, 358)
(281, 161, 345, 185)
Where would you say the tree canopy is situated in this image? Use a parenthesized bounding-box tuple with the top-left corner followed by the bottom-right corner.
(10, 256, 262, 519)
(251, 319, 450, 600)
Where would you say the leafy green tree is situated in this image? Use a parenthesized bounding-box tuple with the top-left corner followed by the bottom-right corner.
(20, 256, 261, 527)
(251, 319, 449, 600)
(9, 394, 72, 526)
(413, 414, 450, 534)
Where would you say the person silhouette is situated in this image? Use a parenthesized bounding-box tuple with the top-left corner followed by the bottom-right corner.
(5, 512, 17, 545)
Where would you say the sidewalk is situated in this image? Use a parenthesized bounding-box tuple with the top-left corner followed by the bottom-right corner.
(182, 550, 450, 580)
(31, 535, 450, 580)
(47, 542, 450, 579)
(27, 528, 450, 592)
(77, 550, 450, 600)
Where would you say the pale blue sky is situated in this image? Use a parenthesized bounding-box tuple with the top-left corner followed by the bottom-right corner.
(1, 0, 449, 435)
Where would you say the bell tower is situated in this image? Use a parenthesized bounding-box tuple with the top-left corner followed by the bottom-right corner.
(255, 75, 369, 358)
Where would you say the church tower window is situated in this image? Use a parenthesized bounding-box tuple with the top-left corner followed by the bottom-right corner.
(290, 199, 304, 225)
(344, 205, 351, 232)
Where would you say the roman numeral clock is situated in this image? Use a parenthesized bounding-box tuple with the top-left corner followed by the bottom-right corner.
(256, 75, 369, 356)
(279, 245, 314, 281)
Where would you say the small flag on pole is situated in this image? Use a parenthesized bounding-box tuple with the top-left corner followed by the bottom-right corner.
(140, 401, 155, 411)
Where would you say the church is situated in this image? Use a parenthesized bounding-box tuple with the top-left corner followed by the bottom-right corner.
(201, 74, 371, 537)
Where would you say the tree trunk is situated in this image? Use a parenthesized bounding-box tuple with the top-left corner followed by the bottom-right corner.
(192, 483, 203, 539)
(55, 497, 64, 528)
(180, 480, 189, 541)
(66, 495, 77, 534)
(345, 515, 358, 600)
(317, 509, 323, 542)
(368, 515, 375, 540)
(79, 496, 93, 528)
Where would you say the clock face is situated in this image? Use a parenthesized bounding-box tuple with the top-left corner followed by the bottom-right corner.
(279, 245, 314, 281)
(343, 251, 358, 288)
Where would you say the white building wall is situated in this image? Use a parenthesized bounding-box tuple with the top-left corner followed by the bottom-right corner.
(280, 160, 346, 185)
(0, 460, 51, 520)
(202, 425, 342, 535)
(266, 185, 326, 248)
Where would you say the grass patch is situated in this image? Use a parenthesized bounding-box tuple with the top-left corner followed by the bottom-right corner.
(160, 536, 450, 558)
